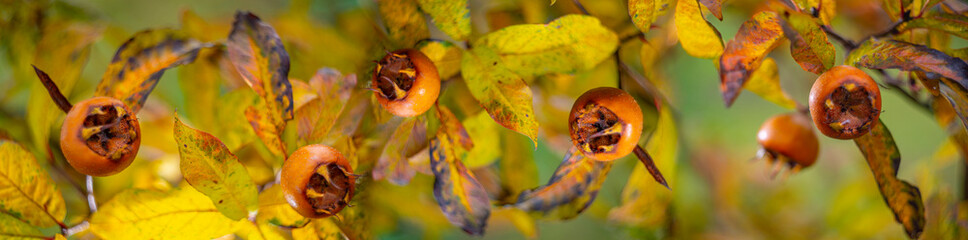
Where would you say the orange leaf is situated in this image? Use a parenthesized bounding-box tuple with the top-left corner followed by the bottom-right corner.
(719, 11, 785, 107)
(853, 120, 925, 239)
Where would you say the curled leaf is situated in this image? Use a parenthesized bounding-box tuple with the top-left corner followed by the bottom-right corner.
(847, 39, 968, 89)
(416, 0, 471, 41)
(96, 29, 205, 113)
(461, 46, 539, 145)
(719, 11, 785, 106)
(173, 116, 258, 221)
(853, 120, 925, 239)
(744, 58, 798, 109)
(781, 11, 836, 74)
(675, 0, 724, 59)
(0, 139, 66, 228)
(90, 187, 240, 239)
(227, 11, 293, 128)
(515, 147, 613, 219)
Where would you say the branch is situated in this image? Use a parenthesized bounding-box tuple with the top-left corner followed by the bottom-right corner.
(571, 0, 591, 15)
(872, 69, 932, 113)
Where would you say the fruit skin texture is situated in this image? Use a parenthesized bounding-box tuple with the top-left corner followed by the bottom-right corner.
(569, 87, 644, 161)
(60, 97, 140, 177)
(808, 65, 882, 139)
(281, 144, 356, 218)
(373, 49, 440, 117)
(757, 113, 819, 167)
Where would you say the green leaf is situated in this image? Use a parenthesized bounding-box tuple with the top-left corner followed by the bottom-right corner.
(900, 12, 968, 40)
(461, 111, 501, 168)
(0, 212, 44, 239)
(699, 0, 723, 21)
(853, 120, 925, 239)
(374, 117, 421, 185)
(26, 22, 99, 159)
(416, 0, 471, 41)
(475, 14, 619, 76)
(744, 58, 798, 109)
(90, 187, 241, 239)
(719, 11, 785, 107)
(461, 46, 539, 145)
(430, 106, 491, 235)
(378, 0, 430, 48)
(846, 39, 968, 88)
(0, 139, 66, 228)
(782, 11, 836, 74)
(96, 28, 206, 113)
(255, 185, 309, 228)
(417, 39, 463, 80)
(227, 11, 293, 135)
(174, 116, 259, 221)
(609, 103, 677, 226)
(294, 68, 357, 146)
(675, 0, 724, 59)
(515, 147, 613, 219)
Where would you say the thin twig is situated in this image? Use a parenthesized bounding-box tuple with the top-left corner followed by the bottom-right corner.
(821, 25, 856, 50)
(32, 65, 73, 113)
(571, 0, 590, 15)
(873, 69, 932, 113)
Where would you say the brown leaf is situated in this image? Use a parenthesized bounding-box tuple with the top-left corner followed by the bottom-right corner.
(853, 120, 925, 239)
(699, 0, 723, 21)
(719, 11, 785, 107)
(847, 39, 968, 89)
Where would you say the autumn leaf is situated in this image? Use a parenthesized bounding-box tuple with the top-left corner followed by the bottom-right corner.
(609, 103, 677, 226)
(461, 112, 501, 168)
(719, 11, 785, 107)
(699, 0, 723, 21)
(628, 0, 671, 34)
(291, 218, 345, 240)
(373, 117, 421, 185)
(215, 89, 259, 151)
(378, 0, 430, 48)
(475, 14, 619, 77)
(461, 46, 539, 145)
(846, 39, 968, 88)
(26, 22, 99, 159)
(0, 139, 66, 229)
(0, 212, 44, 239)
(416, 0, 471, 41)
(227, 11, 293, 144)
(430, 106, 491, 235)
(255, 185, 309, 228)
(853, 120, 925, 239)
(744, 58, 798, 109)
(173, 116, 258, 221)
(515, 147, 613, 219)
(497, 131, 539, 204)
(246, 104, 288, 157)
(793, 0, 836, 25)
(90, 187, 241, 239)
(417, 39, 463, 80)
(938, 78, 968, 133)
(294, 68, 357, 146)
(900, 12, 968, 40)
(236, 220, 288, 240)
(781, 11, 836, 74)
(95, 28, 206, 113)
(675, 0, 724, 59)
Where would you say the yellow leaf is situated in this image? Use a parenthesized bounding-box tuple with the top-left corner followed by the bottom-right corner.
(214, 89, 259, 151)
(628, 0, 663, 34)
(237, 219, 288, 240)
(294, 68, 357, 146)
(416, 0, 471, 41)
(417, 39, 463, 80)
(0, 211, 44, 239)
(173, 116, 259, 220)
(0, 139, 66, 228)
(378, 0, 430, 48)
(255, 185, 309, 228)
(462, 111, 502, 168)
(609, 104, 677, 226)
(461, 46, 539, 145)
(674, 0, 724, 59)
(744, 58, 798, 109)
(719, 11, 784, 106)
(853, 120, 925, 239)
(516, 147, 613, 219)
(90, 187, 241, 239)
(291, 219, 346, 240)
(430, 106, 491, 235)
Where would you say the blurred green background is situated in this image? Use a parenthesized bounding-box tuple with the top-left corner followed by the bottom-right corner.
(2, 0, 967, 239)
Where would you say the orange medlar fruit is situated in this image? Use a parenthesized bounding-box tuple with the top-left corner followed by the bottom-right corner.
(281, 144, 356, 218)
(808, 65, 882, 139)
(756, 113, 819, 170)
(371, 49, 440, 117)
(60, 97, 141, 177)
(569, 87, 644, 161)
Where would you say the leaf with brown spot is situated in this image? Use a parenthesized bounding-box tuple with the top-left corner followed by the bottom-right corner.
(719, 11, 785, 107)
(515, 147, 613, 220)
(227, 11, 293, 132)
(674, 0, 724, 59)
(853, 120, 925, 239)
(430, 106, 490, 235)
(699, 0, 723, 21)
(96, 29, 206, 113)
(174, 116, 258, 221)
(461, 45, 539, 145)
(846, 39, 968, 89)
(245, 104, 287, 157)
(781, 11, 836, 74)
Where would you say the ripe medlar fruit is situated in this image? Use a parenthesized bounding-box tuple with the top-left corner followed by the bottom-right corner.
(756, 113, 819, 170)
(808, 65, 882, 139)
(281, 144, 356, 218)
(569, 87, 643, 161)
(372, 49, 440, 117)
(60, 97, 141, 177)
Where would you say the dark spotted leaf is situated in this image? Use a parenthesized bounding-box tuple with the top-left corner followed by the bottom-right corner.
(430, 106, 490, 235)
(846, 39, 968, 89)
(853, 120, 925, 239)
(227, 11, 293, 131)
(781, 11, 836, 74)
(515, 147, 613, 220)
(245, 104, 287, 157)
(174, 116, 258, 221)
(719, 11, 785, 107)
(900, 12, 968, 40)
(96, 29, 206, 113)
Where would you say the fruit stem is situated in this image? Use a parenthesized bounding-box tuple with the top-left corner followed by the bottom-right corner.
(633, 145, 670, 190)
(32, 65, 73, 113)
(86, 175, 98, 213)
